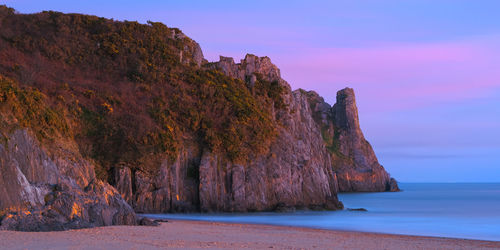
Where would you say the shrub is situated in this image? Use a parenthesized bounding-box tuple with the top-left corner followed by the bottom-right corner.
(0, 9, 280, 179)
(0, 75, 68, 141)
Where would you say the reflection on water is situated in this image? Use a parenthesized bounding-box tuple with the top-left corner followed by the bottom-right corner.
(144, 183, 500, 241)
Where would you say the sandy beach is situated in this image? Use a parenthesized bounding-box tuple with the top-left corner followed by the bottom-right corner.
(0, 220, 499, 250)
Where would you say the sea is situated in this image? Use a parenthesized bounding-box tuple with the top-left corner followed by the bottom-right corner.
(144, 183, 500, 241)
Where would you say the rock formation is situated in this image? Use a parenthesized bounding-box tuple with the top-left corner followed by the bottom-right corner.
(209, 56, 399, 193)
(305, 89, 399, 192)
(118, 54, 343, 213)
(117, 54, 398, 213)
(206, 55, 281, 87)
(0, 130, 136, 231)
(0, 7, 399, 231)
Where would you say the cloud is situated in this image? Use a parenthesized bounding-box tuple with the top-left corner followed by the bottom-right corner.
(272, 35, 500, 111)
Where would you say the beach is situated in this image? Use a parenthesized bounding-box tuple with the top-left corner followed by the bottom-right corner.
(0, 220, 499, 250)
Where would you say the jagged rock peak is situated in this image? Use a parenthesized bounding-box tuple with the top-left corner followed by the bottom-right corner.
(206, 54, 281, 85)
(333, 87, 362, 135)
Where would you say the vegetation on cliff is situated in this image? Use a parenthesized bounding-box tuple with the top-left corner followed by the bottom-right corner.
(0, 75, 68, 143)
(0, 5, 283, 181)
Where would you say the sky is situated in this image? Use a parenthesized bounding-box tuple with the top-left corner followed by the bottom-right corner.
(4, 0, 500, 182)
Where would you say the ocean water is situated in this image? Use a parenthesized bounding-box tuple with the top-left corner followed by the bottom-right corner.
(144, 183, 500, 241)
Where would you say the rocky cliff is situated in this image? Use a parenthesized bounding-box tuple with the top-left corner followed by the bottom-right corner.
(0, 129, 136, 231)
(0, 7, 398, 231)
(198, 55, 342, 212)
(0, 74, 136, 231)
(208, 56, 398, 193)
(118, 54, 342, 213)
(305, 89, 399, 192)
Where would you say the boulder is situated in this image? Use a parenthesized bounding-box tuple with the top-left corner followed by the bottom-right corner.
(347, 208, 368, 212)
(137, 217, 160, 226)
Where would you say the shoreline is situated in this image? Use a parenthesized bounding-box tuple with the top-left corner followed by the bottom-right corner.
(151, 217, 500, 242)
(1, 220, 499, 249)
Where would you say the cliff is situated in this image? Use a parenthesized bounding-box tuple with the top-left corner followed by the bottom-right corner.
(200, 55, 342, 211)
(206, 56, 399, 193)
(120, 54, 342, 213)
(0, 76, 136, 231)
(305, 89, 399, 192)
(0, 6, 397, 230)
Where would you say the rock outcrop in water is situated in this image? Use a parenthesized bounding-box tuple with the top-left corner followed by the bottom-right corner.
(0, 6, 398, 231)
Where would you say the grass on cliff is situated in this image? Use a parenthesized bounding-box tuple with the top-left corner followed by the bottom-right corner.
(0, 6, 283, 181)
(0, 75, 68, 142)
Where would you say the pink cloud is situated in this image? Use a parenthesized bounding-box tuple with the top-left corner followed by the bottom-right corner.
(273, 36, 500, 111)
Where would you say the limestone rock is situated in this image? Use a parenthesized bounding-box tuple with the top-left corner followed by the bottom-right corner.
(122, 55, 344, 213)
(118, 53, 398, 214)
(194, 86, 344, 212)
(0, 130, 136, 231)
(114, 166, 133, 202)
(170, 29, 204, 67)
(305, 88, 399, 192)
(207, 54, 281, 85)
(131, 145, 201, 213)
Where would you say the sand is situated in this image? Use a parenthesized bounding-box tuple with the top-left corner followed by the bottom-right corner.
(0, 220, 499, 250)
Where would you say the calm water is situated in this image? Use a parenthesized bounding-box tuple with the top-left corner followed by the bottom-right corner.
(145, 183, 500, 241)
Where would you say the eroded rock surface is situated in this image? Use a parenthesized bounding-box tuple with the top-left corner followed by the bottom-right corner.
(305, 88, 399, 192)
(116, 54, 399, 214)
(209, 56, 398, 193)
(207, 54, 281, 85)
(0, 130, 136, 231)
(196, 87, 342, 212)
(118, 55, 343, 213)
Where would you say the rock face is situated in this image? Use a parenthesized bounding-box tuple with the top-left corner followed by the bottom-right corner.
(115, 54, 343, 213)
(207, 55, 398, 193)
(196, 87, 342, 212)
(305, 89, 399, 192)
(115, 54, 399, 214)
(168, 27, 205, 67)
(125, 145, 202, 213)
(0, 130, 136, 231)
(206, 55, 281, 86)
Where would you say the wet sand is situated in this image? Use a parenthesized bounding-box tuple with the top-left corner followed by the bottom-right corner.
(0, 220, 499, 249)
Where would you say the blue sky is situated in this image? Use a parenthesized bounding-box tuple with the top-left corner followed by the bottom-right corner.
(4, 0, 500, 182)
